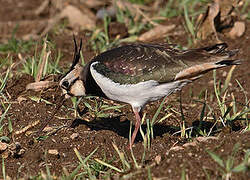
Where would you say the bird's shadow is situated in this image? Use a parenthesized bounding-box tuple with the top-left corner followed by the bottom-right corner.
(70, 114, 225, 143)
(70, 116, 179, 143)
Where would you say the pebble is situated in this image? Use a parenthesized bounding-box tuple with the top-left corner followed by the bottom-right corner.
(48, 149, 59, 156)
(169, 146, 184, 151)
(0, 142, 8, 152)
(2, 151, 9, 158)
(155, 155, 162, 165)
(42, 126, 53, 132)
(70, 133, 79, 140)
(208, 80, 214, 85)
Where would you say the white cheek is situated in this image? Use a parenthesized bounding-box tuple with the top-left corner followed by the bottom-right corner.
(61, 89, 67, 95)
(70, 80, 86, 96)
(65, 94, 71, 99)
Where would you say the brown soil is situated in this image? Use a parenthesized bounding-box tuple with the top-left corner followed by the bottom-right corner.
(1, 1, 250, 179)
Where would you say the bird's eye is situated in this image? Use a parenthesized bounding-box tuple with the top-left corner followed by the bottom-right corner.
(61, 80, 70, 89)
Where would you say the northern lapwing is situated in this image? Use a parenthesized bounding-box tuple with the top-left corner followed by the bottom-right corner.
(60, 37, 240, 149)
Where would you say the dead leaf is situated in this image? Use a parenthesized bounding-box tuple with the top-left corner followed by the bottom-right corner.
(34, 0, 50, 15)
(138, 24, 175, 42)
(60, 5, 96, 30)
(115, 0, 153, 24)
(15, 120, 40, 135)
(17, 96, 27, 103)
(70, 133, 79, 140)
(197, 1, 220, 41)
(84, 0, 107, 8)
(218, 0, 238, 21)
(154, 155, 162, 165)
(197, 0, 243, 40)
(26, 81, 57, 91)
(36, 42, 51, 82)
(228, 21, 245, 39)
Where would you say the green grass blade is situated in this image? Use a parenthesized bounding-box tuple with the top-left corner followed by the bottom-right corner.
(147, 166, 152, 180)
(8, 118, 13, 133)
(74, 147, 98, 165)
(94, 158, 122, 173)
(0, 104, 11, 125)
(102, 105, 125, 111)
(2, 158, 6, 180)
(207, 150, 224, 168)
(112, 142, 130, 170)
(68, 163, 84, 179)
(0, 67, 10, 93)
(232, 163, 247, 172)
(183, 4, 195, 38)
(151, 96, 167, 139)
(199, 96, 207, 129)
(83, 102, 93, 111)
(181, 168, 186, 180)
(151, 97, 167, 125)
(221, 66, 235, 93)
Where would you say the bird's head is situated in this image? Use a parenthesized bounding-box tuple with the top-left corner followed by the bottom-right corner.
(59, 36, 86, 98)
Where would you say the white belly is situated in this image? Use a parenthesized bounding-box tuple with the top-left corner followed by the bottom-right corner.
(90, 62, 188, 109)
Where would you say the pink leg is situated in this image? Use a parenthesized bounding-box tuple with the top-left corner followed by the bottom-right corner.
(128, 109, 141, 149)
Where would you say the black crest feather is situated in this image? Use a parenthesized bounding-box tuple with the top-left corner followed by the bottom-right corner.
(70, 35, 82, 70)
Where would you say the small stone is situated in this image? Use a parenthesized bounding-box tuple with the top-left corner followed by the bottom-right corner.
(70, 133, 79, 140)
(42, 126, 53, 132)
(48, 149, 59, 156)
(208, 80, 214, 85)
(155, 155, 162, 165)
(170, 146, 184, 151)
(17, 96, 27, 103)
(2, 150, 9, 158)
(25, 130, 34, 136)
(0, 142, 8, 152)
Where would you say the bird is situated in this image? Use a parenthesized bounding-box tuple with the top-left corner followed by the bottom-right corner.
(60, 37, 240, 149)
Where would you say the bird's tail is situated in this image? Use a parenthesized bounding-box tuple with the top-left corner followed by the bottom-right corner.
(204, 43, 240, 58)
(175, 59, 241, 81)
(215, 59, 241, 67)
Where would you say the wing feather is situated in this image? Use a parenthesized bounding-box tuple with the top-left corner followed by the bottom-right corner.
(90, 43, 238, 84)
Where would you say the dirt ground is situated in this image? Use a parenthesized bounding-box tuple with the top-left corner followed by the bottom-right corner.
(0, 0, 250, 179)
